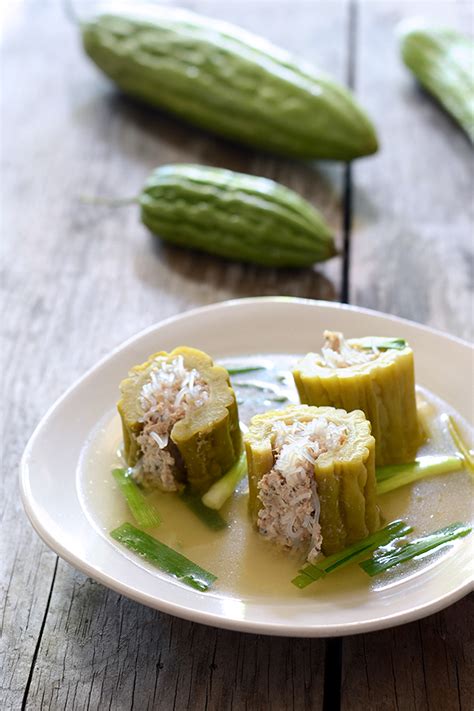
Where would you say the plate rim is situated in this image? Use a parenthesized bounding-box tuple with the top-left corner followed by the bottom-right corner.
(20, 297, 474, 637)
(19, 497, 474, 637)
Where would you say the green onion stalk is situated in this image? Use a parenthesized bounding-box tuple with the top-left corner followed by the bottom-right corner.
(202, 451, 247, 510)
(112, 468, 161, 528)
(360, 522, 472, 576)
(292, 520, 412, 589)
(111, 522, 217, 591)
(376, 455, 463, 495)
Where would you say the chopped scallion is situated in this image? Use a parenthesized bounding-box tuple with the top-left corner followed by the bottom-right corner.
(442, 414, 474, 474)
(376, 455, 463, 495)
(360, 522, 472, 576)
(180, 488, 228, 530)
(112, 468, 161, 528)
(201, 452, 247, 510)
(352, 337, 407, 351)
(226, 365, 268, 375)
(110, 522, 217, 591)
(417, 398, 435, 440)
(292, 520, 413, 589)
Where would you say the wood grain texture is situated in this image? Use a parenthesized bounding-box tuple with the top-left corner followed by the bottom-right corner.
(349, 0, 474, 340)
(2, 1, 472, 709)
(22, 564, 326, 711)
(1, 1, 348, 709)
(341, 599, 474, 711)
(342, 2, 474, 710)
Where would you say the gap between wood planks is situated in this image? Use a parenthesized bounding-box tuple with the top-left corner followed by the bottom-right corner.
(20, 3, 357, 708)
(324, 1, 357, 709)
(341, 0, 357, 308)
(21, 559, 59, 711)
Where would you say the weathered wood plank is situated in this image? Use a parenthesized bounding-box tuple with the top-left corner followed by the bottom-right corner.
(341, 598, 474, 711)
(342, 2, 474, 710)
(23, 566, 326, 711)
(349, 0, 474, 340)
(1, 1, 349, 708)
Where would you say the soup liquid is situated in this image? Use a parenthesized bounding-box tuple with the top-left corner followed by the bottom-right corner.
(78, 355, 473, 600)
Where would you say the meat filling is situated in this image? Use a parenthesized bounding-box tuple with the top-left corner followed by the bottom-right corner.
(320, 330, 379, 369)
(134, 355, 209, 491)
(257, 418, 347, 562)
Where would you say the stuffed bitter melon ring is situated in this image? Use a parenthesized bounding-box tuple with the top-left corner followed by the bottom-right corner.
(118, 346, 241, 494)
(245, 405, 380, 557)
(293, 332, 422, 466)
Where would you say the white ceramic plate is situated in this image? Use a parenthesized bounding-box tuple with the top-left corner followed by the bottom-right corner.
(20, 297, 474, 637)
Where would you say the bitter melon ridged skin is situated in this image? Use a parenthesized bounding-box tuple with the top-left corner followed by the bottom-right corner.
(293, 342, 422, 466)
(399, 21, 474, 142)
(139, 164, 336, 267)
(118, 346, 242, 493)
(81, 6, 378, 160)
(245, 405, 380, 555)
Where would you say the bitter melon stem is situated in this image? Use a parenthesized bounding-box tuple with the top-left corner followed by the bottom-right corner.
(79, 194, 139, 207)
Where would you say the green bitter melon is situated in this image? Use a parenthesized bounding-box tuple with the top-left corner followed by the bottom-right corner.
(118, 346, 242, 493)
(82, 6, 378, 160)
(139, 163, 336, 267)
(245, 404, 380, 555)
(399, 20, 474, 141)
(292, 333, 423, 466)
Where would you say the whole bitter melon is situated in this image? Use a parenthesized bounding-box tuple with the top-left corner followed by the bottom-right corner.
(399, 21, 474, 142)
(81, 6, 378, 160)
(139, 164, 336, 267)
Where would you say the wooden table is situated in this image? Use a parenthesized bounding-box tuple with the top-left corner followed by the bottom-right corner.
(2, 1, 473, 709)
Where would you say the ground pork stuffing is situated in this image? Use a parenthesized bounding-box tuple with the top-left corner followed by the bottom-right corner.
(321, 330, 379, 369)
(134, 355, 209, 491)
(257, 418, 347, 562)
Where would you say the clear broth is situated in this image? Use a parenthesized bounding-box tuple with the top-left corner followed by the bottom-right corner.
(78, 354, 474, 600)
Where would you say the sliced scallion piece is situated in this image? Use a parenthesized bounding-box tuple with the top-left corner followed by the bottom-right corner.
(442, 414, 474, 474)
(351, 337, 407, 351)
(376, 455, 463, 495)
(201, 452, 247, 510)
(416, 397, 436, 440)
(226, 365, 268, 375)
(292, 520, 413, 589)
(360, 522, 472, 576)
(180, 488, 228, 530)
(111, 522, 217, 591)
(112, 468, 161, 528)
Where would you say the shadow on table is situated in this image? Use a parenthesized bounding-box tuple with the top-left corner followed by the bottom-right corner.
(400, 83, 473, 149)
(85, 92, 344, 221)
(74, 90, 344, 302)
(139, 237, 339, 302)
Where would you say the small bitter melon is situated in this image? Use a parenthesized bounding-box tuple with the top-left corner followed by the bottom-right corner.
(139, 164, 336, 267)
